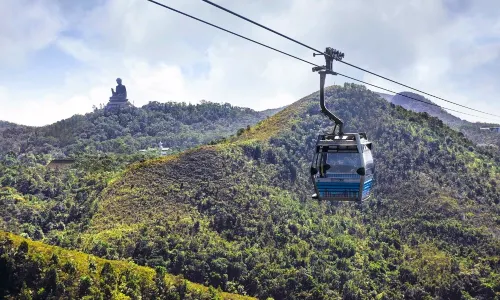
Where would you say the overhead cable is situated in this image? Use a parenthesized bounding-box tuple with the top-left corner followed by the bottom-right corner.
(200, 0, 500, 118)
(335, 73, 496, 120)
(145, 0, 500, 121)
(145, 0, 313, 65)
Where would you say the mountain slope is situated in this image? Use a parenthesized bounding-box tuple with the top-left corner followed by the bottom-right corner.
(0, 231, 254, 299)
(390, 91, 466, 127)
(383, 91, 500, 149)
(0, 121, 17, 129)
(80, 84, 499, 299)
(0, 101, 283, 157)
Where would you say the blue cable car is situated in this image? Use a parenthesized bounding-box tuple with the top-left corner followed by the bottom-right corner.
(310, 47, 375, 202)
(311, 133, 374, 201)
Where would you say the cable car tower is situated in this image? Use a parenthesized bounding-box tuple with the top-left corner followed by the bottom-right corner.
(310, 48, 375, 202)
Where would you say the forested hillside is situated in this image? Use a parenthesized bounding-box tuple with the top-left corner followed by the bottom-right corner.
(386, 91, 500, 149)
(0, 101, 282, 157)
(0, 121, 17, 129)
(0, 231, 254, 299)
(0, 100, 283, 299)
(1, 84, 499, 299)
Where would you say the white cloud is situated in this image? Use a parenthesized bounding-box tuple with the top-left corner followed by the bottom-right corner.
(0, 0, 65, 67)
(57, 38, 100, 64)
(0, 0, 499, 126)
(0, 87, 89, 126)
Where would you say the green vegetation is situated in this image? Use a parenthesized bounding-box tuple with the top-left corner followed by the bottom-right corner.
(0, 101, 282, 156)
(0, 151, 167, 248)
(0, 231, 254, 299)
(0, 84, 499, 299)
(83, 84, 499, 299)
(389, 91, 500, 149)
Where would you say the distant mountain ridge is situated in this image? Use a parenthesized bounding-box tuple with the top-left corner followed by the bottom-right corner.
(0, 121, 18, 129)
(388, 91, 462, 125)
(0, 101, 285, 157)
(379, 91, 500, 148)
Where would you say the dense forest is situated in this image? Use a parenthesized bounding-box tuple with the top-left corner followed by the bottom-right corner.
(0, 231, 253, 299)
(0, 101, 282, 157)
(0, 84, 499, 299)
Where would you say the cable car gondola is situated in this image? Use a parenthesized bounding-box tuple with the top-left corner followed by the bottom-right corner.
(310, 47, 375, 202)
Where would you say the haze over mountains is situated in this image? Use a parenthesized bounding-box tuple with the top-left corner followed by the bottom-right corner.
(0, 84, 499, 299)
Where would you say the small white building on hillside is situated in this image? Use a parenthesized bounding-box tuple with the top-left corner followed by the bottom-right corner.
(139, 141, 170, 156)
(158, 141, 170, 155)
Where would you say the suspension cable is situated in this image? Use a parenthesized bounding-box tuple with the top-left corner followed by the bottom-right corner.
(200, 0, 500, 118)
(145, 0, 500, 121)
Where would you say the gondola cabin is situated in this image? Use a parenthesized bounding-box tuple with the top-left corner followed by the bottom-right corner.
(311, 132, 374, 202)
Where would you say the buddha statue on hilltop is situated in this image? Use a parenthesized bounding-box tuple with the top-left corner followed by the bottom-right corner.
(110, 78, 127, 102)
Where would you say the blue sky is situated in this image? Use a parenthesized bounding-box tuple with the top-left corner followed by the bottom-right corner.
(0, 0, 499, 126)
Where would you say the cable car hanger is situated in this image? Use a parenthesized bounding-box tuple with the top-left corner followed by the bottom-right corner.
(312, 47, 345, 135)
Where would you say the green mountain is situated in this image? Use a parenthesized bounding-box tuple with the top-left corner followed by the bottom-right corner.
(383, 91, 500, 149)
(0, 101, 283, 157)
(1, 84, 499, 299)
(82, 84, 499, 299)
